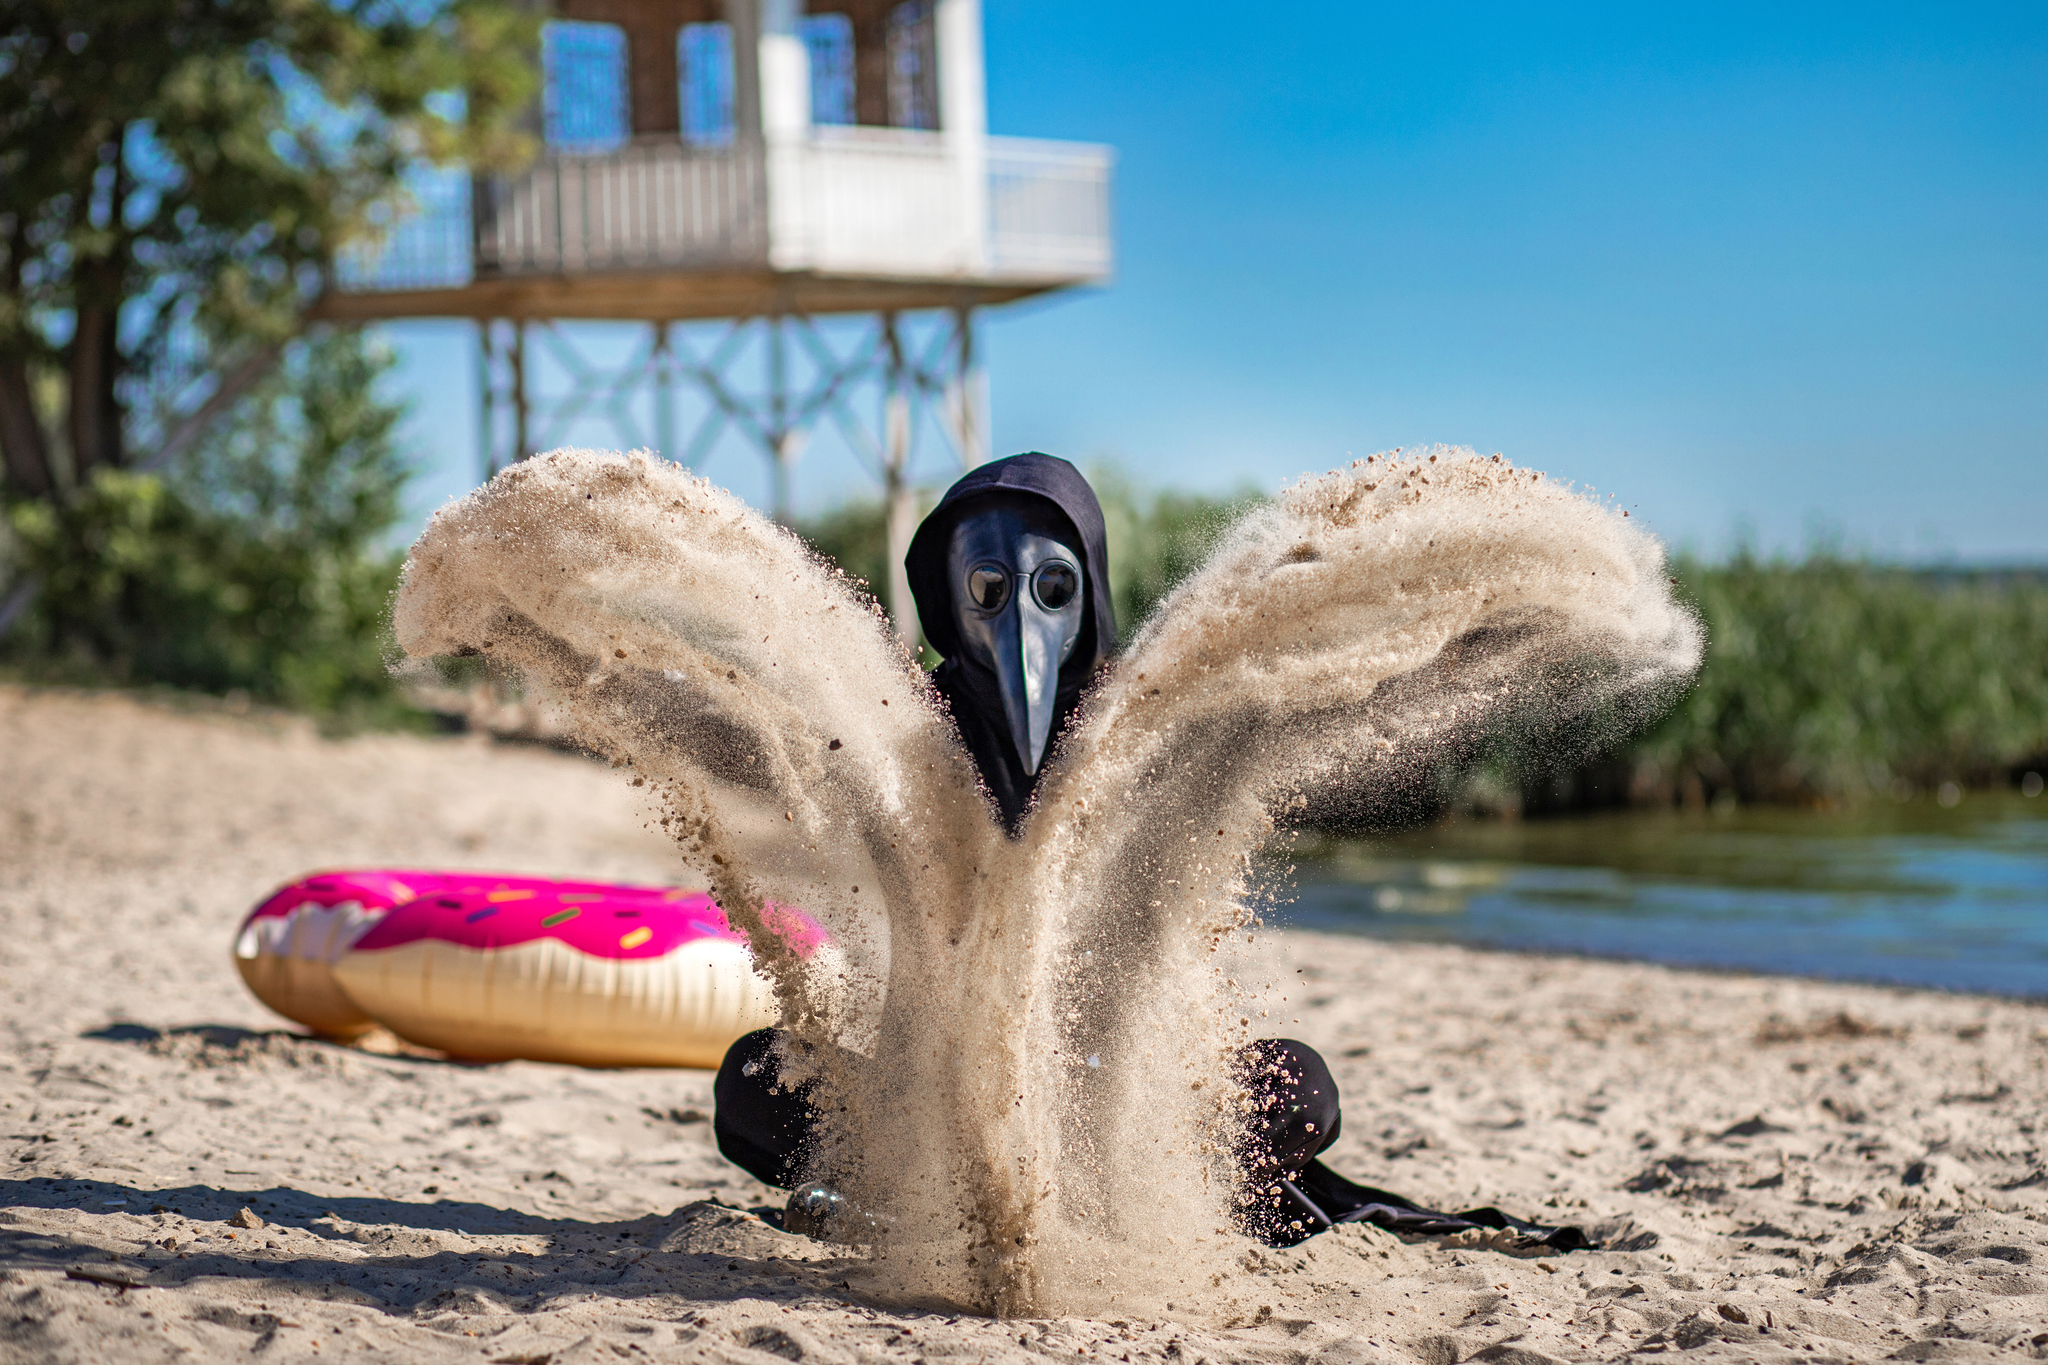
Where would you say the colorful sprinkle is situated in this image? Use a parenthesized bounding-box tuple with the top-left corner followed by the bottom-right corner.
(486, 889, 536, 903)
(619, 927, 653, 950)
(540, 908, 581, 928)
(466, 908, 499, 924)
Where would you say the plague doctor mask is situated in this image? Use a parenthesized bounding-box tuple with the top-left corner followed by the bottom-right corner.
(945, 498, 1087, 777)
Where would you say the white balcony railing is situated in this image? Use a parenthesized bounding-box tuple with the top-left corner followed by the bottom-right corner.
(332, 131, 1111, 296)
(986, 136, 1114, 280)
(482, 141, 767, 275)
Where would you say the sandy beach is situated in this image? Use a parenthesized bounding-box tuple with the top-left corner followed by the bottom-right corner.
(3, 683, 2044, 1364)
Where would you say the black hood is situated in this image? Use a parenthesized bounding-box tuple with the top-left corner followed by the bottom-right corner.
(905, 453, 1118, 832)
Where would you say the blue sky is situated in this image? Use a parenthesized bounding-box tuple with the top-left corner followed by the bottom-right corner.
(382, 1, 2046, 561)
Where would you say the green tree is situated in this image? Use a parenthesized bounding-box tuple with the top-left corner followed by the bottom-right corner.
(3, 326, 419, 724)
(0, 0, 535, 497)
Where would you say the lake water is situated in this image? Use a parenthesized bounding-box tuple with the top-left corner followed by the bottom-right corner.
(1264, 793, 2048, 999)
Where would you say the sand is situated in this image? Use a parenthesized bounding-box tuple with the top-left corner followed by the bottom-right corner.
(2, 683, 2044, 1363)
(389, 446, 1705, 1318)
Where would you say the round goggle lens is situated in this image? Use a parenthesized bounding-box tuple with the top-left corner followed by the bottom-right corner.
(1032, 561, 1079, 611)
(967, 564, 1011, 612)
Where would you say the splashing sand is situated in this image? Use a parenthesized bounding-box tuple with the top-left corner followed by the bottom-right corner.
(393, 446, 1701, 1318)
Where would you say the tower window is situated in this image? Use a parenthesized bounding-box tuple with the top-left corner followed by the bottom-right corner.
(679, 22, 736, 146)
(802, 13, 855, 127)
(542, 21, 628, 152)
(887, 0, 939, 131)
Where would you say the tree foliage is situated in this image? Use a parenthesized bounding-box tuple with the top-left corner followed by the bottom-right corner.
(1630, 556, 2048, 802)
(1410, 555, 2048, 822)
(0, 0, 534, 722)
(1, 326, 415, 724)
(0, 0, 535, 494)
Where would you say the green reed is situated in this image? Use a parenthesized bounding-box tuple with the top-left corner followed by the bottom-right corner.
(1623, 555, 2048, 805)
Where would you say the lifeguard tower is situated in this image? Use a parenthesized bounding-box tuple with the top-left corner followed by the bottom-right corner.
(322, 0, 1111, 630)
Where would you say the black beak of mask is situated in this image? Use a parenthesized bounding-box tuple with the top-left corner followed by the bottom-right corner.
(946, 504, 1087, 777)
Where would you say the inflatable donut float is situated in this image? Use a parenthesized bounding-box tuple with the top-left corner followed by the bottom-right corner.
(233, 871, 685, 1038)
(234, 871, 827, 1068)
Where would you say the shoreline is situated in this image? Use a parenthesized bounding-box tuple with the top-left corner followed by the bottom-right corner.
(4, 685, 2045, 1362)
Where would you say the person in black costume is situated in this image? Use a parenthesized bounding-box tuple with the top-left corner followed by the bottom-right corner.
(713, 453, 1587, 1251)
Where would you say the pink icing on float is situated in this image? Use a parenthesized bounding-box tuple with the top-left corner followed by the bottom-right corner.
(243, 870, 443, 925)
(240, 872, 696, 941)
(343, 887, 823, 960)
